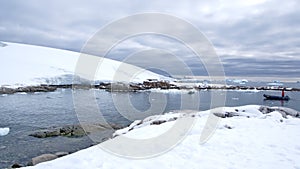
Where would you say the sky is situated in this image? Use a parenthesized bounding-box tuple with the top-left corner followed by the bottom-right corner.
(0, 0, 299, 79)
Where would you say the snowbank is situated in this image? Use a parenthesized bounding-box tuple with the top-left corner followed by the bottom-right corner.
(23, 105, 300, 169)
(0, 42, 166, 87)
(148, 88, 197, 94)
(0, 127, 9, 136)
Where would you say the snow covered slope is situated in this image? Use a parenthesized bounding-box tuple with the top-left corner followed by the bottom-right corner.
(23, 105, 300, 169)
(0, 42, 167, 87)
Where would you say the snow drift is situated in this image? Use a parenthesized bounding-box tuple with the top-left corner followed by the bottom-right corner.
(23, 105, 300, 169)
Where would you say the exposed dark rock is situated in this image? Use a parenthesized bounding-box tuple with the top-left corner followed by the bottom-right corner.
(98, 82, 111, 89)
(213, 112, 239, 118)
(72, 84, 93, 89)
(29, 123, 121, 138)
(106, 82, 145, 92)
(109, 123, 125, 130)
(224, 124, 233, 129)
(11, 163, 23, 168)
(0, 86, 57, 94)
(29, 131, 46, 138)
(54, 152, 69, 157)
(259, 106, 299, 118)
(29, 154, 58, 166)
(0, 87, 15, 94)
(259, 106, 274, 114)
(213, 106, 299, 119)
(151, 120, 167, 125)
(16, 86, 57, 93)
(101, 137, 109, 142)
(2, 81, 300, 95)
(129, 84, 145, 91)
(143, 79, 171, 89)
(59, 125, 86, 137)
(29, 129, 60, 138)
(30, 125, 86, 138)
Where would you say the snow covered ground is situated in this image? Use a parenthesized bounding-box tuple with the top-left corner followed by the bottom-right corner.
(0, 42, 167, 87)
(23, 105, 300, 169)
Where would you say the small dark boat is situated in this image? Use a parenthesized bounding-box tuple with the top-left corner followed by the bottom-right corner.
(263, 94, 290, 101)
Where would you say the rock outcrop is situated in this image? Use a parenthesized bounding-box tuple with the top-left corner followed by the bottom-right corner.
(11, 163, 23, 168)
(0, 86, 57, 94)
(259, 106, 300, 118)
(29, 123, 124, 138)
(29, 125, 87, 138)
(27, 154, 58, 166)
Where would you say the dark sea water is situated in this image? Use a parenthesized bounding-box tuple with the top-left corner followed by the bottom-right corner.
(0, 82, 300, 168)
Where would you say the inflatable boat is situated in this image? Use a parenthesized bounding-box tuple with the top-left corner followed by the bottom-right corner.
(263, 94, 290, 101)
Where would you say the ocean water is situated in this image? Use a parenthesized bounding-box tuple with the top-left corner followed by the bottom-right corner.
(0, 86, 299, 168)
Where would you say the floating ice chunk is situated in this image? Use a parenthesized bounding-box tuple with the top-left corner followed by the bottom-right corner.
(0, 127, 9, 136)
(267, 80, 284, 86)
(232, 79, 248, 84)
(16, 92, 27, 95)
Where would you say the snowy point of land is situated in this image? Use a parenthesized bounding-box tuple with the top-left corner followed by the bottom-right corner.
(0, 42, 168, 87)
(23, 105, 300, 169)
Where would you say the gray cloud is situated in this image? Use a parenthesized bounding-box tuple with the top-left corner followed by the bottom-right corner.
(0, 0, 299, 79)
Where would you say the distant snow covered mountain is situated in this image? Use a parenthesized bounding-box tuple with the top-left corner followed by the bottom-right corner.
(0, 42, 168, 87)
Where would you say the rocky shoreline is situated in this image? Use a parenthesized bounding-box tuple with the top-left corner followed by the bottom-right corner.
(7, 105, 300, 168)
(10, 152, 70, 168)
(2, 80, 300, 168)
(0, 86, 57, 94)
(8, 123, 125, 168)
(29, 123, 124, 138)
(1, 80, 300, 95)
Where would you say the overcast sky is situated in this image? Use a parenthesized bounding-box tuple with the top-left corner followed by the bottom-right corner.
(0, 0, 299, 79)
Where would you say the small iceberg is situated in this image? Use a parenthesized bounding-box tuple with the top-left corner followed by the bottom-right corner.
(267, 80, 283, 86)
(16, 92, 27, 95)
(232, 79, 248, 84)
(0, 127, 9, 136)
